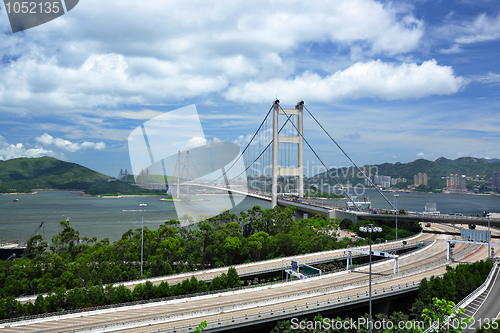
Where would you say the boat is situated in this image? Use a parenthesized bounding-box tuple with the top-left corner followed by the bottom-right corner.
(13, 198, 19, 202)
(346, 196, 371, 209)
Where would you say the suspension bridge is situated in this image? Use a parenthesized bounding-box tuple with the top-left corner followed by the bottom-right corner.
(121, 99, 499, 227)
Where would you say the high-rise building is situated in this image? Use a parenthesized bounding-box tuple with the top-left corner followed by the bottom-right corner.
(391, 178, 407, 186)
(374, 175, 391, 188)
(446, 174, 466, 190)
(493, 172, 500, 189)
(414, 173, 428, 186)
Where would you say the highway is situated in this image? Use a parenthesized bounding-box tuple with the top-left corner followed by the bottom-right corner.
(2, 223, 493, 333)
(462, 263, 500, 333)
(15, 228, 432, 304)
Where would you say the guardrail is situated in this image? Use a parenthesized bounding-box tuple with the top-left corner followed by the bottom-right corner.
(12, 229, 426, 305)
(90, 242, 482, 333)
(65, 278, 425, 333)
(7, 229, 455, 328)
(6, 237, 478, 332)
(423, 260, 498, 333)
(2, 239, 434, 326)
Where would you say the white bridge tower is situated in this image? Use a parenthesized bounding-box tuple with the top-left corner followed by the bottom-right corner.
(272, 100, 304, 207)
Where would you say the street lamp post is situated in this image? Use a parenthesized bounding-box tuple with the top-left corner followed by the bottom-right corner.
(140, 203, 147, 276)
(488, 213, 491, 259)
(361, 224, 382, 333)
(394, 194, 399, 240)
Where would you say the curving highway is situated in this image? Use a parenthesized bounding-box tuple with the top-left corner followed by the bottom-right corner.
(1, 223, 494, 333)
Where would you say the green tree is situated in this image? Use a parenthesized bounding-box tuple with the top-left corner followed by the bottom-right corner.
(420, 297, 472, 333)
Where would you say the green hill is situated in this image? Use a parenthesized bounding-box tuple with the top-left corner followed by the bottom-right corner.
(0, 156, 167, 195)
(83, 180, 165, 196)
(0, 156, 108, 192)
(308, 156, 500, 191)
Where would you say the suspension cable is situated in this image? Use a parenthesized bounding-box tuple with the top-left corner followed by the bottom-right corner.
(227, 112, 294, 183)
(210, 105, 274, 184)
(303, 105, 397, 211)
(188, 153, 209, 182)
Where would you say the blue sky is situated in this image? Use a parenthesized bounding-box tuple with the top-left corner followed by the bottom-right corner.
(1, 0, 500, 177)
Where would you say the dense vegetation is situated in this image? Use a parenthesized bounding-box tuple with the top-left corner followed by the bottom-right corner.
(83, 179, 166, 195)
(0, 156, 169, 195)
(410, 260, 493, 320)
(0, 268, 241, 320)
(342, 217, 420, 241)
(0, 206, 350, 299)
(309, 156, 500, 190)
(271, 259, 493, 332)
(0, 157, 107, 191)
(0, 205, 419, 321)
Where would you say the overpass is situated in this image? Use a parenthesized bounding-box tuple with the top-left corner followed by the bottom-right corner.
(1, 224, 495, 333)
(275, 196, 500, 227)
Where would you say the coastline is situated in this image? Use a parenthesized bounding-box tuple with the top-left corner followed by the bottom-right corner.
(1, 191, 38, 195)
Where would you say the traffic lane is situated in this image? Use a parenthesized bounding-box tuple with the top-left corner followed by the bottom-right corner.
(462, 268, 500, 333)
(1, 238, 456, 333)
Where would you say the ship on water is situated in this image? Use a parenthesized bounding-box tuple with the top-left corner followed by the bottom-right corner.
(0, 213, 55, 260)
(346, 195, 371, 209)
(0, 240, 25, 260)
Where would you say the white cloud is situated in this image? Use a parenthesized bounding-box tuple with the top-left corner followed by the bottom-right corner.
(0, 135, 58, 160)
(439, 45, 462, 54)
(35, 133, 106, 152)
(454, 13, 500, 44)
(436, 13, 500, 53)
(233, 134, 253, 148)
(473, 72, 500, 84)
(0, 0, 426, 113)
(186, 136, 207, 148)
(224, 60, 465, 103)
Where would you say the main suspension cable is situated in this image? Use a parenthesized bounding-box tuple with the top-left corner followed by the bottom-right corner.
(304, 105, 397, 211)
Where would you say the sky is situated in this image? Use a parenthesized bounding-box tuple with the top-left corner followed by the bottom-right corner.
(1, 0, 500, 178)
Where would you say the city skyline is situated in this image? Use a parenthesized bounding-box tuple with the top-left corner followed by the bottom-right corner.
(1, 1, 500, 177)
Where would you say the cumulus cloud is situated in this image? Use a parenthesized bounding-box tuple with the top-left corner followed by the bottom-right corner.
(233, 134, 253, 148)
(0, 0, 427, 113)
(0, 135, 58, 160)
(35, 133, 106, 152)
(186, 136, 207, 148)
(224, 60, 465, 103)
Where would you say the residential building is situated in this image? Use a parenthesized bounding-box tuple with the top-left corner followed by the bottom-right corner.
(391, 178, 407, 186)
(414, 173, 428, 186)
(374, 175, 391, 188)
(493, 172, 500, 189)
(446, 174, 466, 190)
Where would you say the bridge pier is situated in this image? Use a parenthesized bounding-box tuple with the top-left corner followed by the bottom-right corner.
(329, 210, 359, 224)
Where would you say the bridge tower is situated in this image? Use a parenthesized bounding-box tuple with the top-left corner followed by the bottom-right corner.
(177, 151, 190, 199)
(272, 100, 304, 207)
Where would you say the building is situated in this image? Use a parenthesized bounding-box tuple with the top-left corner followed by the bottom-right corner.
(374, 175, 391, 188)
(446, 174, 466, 190)
(414, 173, 428, 186)
(493, 172, 500, 189)
(391, 178, 407, 186)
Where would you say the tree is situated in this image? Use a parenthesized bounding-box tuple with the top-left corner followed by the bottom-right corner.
(226, 267, 241, 289)
(421, 297, 472, 333)
(24, 235, 48, 259)
(340, 218, 353, 230)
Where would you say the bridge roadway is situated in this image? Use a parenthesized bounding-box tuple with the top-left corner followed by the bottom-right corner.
(176, 182, 500, 227)
(1, 224, 494, 333)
